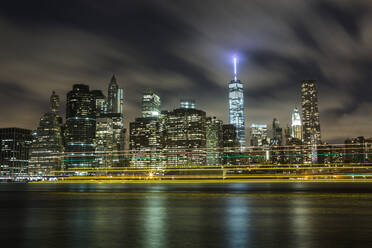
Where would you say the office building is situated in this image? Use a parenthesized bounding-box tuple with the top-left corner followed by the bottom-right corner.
(163, 108, 207, 166)
(301, 80, 321, 144)
(221, 124, 240, 165)
(142, 89, 161, 118)
(91, 90, 107, 117)
(301, 80, 321, 163)
(28, 91, 64, 175)
(206, 117, 223, 165)
(129, 117, 164, 167)
(272, 118, 283, 145)
(64, 84, 96, 168)
(0, 128, 32, 177)
(107, 75, 119, 113)
(250, 124, 269, 147)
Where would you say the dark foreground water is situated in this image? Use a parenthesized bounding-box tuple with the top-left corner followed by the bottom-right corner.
(1, 183, 372, 248)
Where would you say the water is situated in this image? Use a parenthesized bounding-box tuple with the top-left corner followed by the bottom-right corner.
(1, 183, 372, 248)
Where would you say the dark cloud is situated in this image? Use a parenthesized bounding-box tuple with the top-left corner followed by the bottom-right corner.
(0, 0, 372, 143)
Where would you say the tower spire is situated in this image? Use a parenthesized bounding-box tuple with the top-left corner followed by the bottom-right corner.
(111, 74, 117, 83)
(233, 55, 238, 81)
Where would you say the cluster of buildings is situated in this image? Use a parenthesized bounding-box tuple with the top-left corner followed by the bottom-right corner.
(0, 57, 370, 177)
(0, 75, 126, 177)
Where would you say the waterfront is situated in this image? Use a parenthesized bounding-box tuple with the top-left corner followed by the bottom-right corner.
(1, 183, 372, 247)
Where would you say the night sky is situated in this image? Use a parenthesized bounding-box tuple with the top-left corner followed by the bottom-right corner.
(1, 0, 372, 143)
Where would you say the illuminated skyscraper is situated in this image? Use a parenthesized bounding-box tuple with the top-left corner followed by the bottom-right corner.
(301, 80, 321, 145)
(65, 84, 96, 168)
(163, 108, 207, 167)
(291, 107, 302, 140)
(29, 91, 64, 175)
(129, 117, 164, 167)
(142, 89, 161, 118)
(272, 118, 283, 145)
(50, 91, 60, 115)
(107, 75, 118, 113)
(228, 55, 245, 147)
(0, 128, 32, 177)
(221, 124, 240, 165)
(250, 124, 269, 147)
(206, 117, 223, 165)
(91, 90, 107, 117)
(301, 80, 321, 163)
(117, 88, 124, 115)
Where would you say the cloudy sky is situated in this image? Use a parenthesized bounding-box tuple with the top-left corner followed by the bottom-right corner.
(1, 0, 372, 142)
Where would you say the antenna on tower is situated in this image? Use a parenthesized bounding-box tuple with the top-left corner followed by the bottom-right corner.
(233, 55, 238, 81)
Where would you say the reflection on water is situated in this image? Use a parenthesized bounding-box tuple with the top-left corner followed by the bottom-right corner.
(1, 183, 372, 248)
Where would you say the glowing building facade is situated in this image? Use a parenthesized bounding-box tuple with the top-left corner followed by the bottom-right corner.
(301, 80, 321, 163)
(250, 124, 269, 147)
(0, 128, 32, 177)
(163, 108, 207, 167)
(142, 89, 161, 118)
(129, 117, 164, 167)
(206, 117, 223, 165)
(271, 118, 283, 145)
(29, 91, 64, 175)
(107, 75, 119, 113)
(180, 99, 196, 109)
(291, 107, 302, 140)
(228, 56, 245, 148)
(64, 84, 96, 168)
(94, 76, 126, 167)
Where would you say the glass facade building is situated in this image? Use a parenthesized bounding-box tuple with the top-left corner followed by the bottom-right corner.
(64, 84, 96, 168)
(129, 117, 164, 167)
(301, 80, 321, 163)
(142, 89, 161, 118)
(107, 75, 119, 113)
(228, 56, 245, 148)
(206, 117, 223, 165)
(29, 91, 64, 175)
(0, 128, 32, 177)
(163, 108, 207, 167)
(272, 118, 283, 145)
(250, 124, 269, 147)
(301, 80, 321, 145)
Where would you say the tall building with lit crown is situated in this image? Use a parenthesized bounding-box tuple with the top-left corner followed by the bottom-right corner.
(142, 89, 161, 118)
(29, 91, 64, 175)
(64, 84, 96, 168)
(301, 80, 321, 163)
(291, 107, 302, 140)
(228, 55, 245, 148)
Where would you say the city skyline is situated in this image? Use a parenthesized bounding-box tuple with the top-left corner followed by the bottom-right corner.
(1, 1, 372, 143)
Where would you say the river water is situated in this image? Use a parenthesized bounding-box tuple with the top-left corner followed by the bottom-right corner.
(1, 183, 372, 248)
